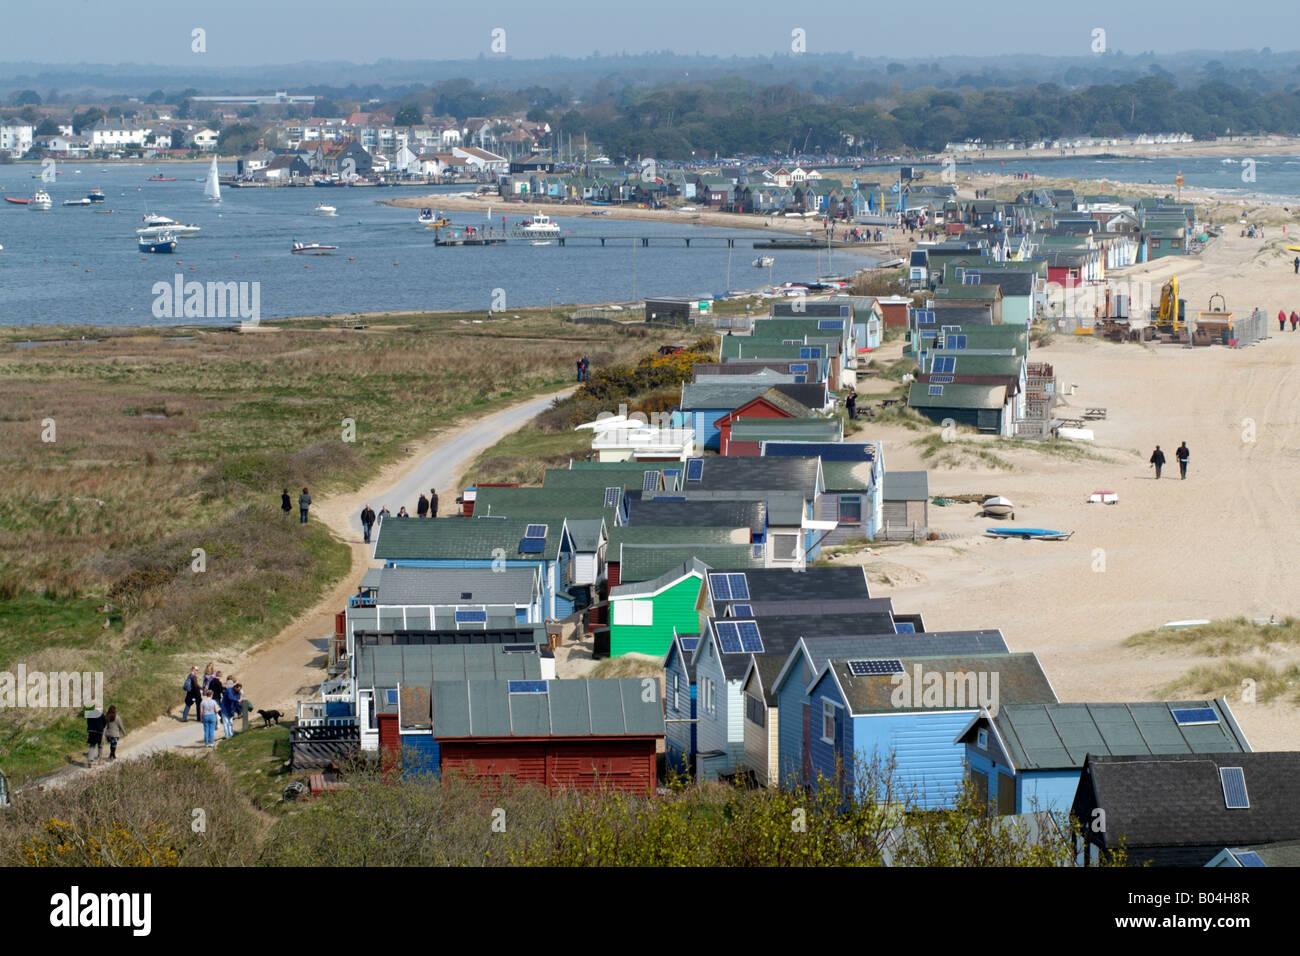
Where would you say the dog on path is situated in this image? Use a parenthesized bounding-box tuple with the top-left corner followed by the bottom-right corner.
(257, 709, 282, 728)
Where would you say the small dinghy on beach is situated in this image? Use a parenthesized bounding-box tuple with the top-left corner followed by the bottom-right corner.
(981, 496, 1015, 518)
(986, 527, 1074, 541)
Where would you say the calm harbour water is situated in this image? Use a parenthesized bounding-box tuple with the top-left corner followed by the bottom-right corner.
(0, 162, 853, 328)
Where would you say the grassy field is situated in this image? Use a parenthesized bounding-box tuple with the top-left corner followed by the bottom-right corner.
(0, 309, 656, 782)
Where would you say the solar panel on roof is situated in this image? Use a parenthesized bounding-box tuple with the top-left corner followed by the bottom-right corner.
(847, 659, 905, 676)
(817, 319, 844, 330)
(642, 470, 660, 491)
(726, 573, 750, 600)
(518, 538, 545, 554)
(524, 523, 548, 539)
(751, 543, 764, 560)
(507, 679, 548, 694)
(385, 689, 399, 705)
(604, 487, 621, 508)
(930, 375, 953, 384)
(737, 621, 763, 653)
(715, 621, 743, 653)
(679, 636, 700, 652)
(799, 347, 819, 359)
(731, 603, 753, 617)
(686, 458, 704, 481)
(1220, 767, 1249, 808)
(1171, 707, 1219, 726)
(708, 573, 732, 601)
(1235, 851, 1266, 867)
(928, 385, 944, 396)
(789, 363, 809, 373)
(895, 621, 916, 634)
(454, 609, 487, 624)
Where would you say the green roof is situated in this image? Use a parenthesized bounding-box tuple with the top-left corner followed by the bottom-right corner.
(929, 354, 1024, 376)
(564, 518, 607, 552)
(373, 516, 564, 561)
(618, 544, 760, 584)
(820, 459, 876, 492)
(729, 417, 842, 442)
(934, 284, 1001, 301)
(719, 340, 820, 361)
(473, 485, 618, 516)
(968, 701, 1247, 770)
(544, 465, 680, 491)
(908, 381, 1007, 410)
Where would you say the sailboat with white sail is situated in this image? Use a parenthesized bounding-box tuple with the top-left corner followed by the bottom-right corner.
(203, 157, 221, 204)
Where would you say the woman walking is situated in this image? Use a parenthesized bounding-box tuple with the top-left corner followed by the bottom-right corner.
(85, 705, 106, 766)
(281, 488, 292, 517)
(299, 487, 311, 524)
(199, 691, 220, 747)
(103, 706, 126, 760)
(182, 665, 201, 721)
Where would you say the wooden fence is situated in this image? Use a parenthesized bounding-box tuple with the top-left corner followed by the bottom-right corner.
(290, 724, 361, 771)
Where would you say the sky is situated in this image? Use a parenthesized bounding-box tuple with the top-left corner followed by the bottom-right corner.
(2, 0, 1298, 65)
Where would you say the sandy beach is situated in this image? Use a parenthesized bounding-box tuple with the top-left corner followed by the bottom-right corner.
(840, 225, 1300, 750)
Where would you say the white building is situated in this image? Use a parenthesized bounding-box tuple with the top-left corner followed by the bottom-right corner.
(91, 120, 152, 152)
(192, 128, 220, 151)
(451, 146, 509, 176)
(0, 123, 34, 157)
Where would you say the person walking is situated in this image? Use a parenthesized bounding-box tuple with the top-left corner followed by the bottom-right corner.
(207, 672, 225, 717)
(85, 704, 106, 766)
(429, 488, 439, 518)
(182, 666, 201, 722)
(582, 355, 590, 381)
(1176, 442, 1190, 480)
(1279, 309, 1287, 332)
(575, 358, 583, 383)
(298, 487, 311, 524)
(220, 680, 239, 739)
(281, 488, 292, 517)
(360, 504, 376, 544)
(103, 705, 125, 760)
(1292, 310, 1299, 332)
(201, 663, 216, 695)
(845, 389, 857, 420)
(1149, 445, 1166, 479)
(1293, 256, 1298, 274)
(199, 691, 220, 747)
(417, 492, 429, 518)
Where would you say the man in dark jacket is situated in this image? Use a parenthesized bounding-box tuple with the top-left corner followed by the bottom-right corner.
(417, 493, 429, 518)
(1176, 442, 1190, 479)
(85, 706, 105, 766)
(429, 489, 438, 518)
(207, 672, 225, 715)
(1149, 445, 1166, 479)
(360, 504, 376, 543)
(281, 489, 292, 517)
(182, 666, 201, 722)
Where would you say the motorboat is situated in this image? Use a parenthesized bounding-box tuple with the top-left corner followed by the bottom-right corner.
(138, 214, 200, 237)
(146, 174, 177, 182)
(29, 190, 52, 210)
(313, 202, 337, 216)
(985, 527, 1073, 541)
(63, 197, 93, 207)
(530, 239, 553, 246)
(981, 496, 1015, 518)
(87, 189, 106, 202)
(3, 197, 30, 205)
(418, 207, 450, 227)
(752, 255, 774, 268)
(291, 240, 338, 255)
(520, 212, 561, 237)
(139, 231, 177, 254)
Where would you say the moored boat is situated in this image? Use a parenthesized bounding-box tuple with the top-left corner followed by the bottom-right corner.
(138, 231, 177, 254)
(29, 190, 53, 210)
(313, 202, 338, 216)
(138, 214, 200, 238)
(203, 157, 221, 203)
(752, 255, 774, 268)
(146, 174, 177, 182)
(291, 239, 338, 255)
(520, 212, 561, 237)
(63, 197, 93, 207)
(418, 207, 450, 227)
(87, 189, 106, 202)
(5, 196, 31, 205)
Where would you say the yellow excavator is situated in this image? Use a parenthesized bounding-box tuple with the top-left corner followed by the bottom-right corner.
(1149, 275, 1187, 334)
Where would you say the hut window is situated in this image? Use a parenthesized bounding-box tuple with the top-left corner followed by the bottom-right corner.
(821, 701, 837, 743)
(977, 728, 989, 750)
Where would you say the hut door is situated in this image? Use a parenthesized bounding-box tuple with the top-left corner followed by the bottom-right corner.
(801, 704, 811, 782)
(997, 773, 1016, 815)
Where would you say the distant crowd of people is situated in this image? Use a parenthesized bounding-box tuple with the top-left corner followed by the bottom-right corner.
(576, 354, 591, 382)
(181, 665, 247, 747)
(358, 488, 438, 543)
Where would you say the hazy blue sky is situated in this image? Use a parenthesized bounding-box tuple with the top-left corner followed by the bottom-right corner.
(2, 0, 1297, 64)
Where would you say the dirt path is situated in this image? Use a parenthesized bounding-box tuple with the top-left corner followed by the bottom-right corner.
(24, 388, 572, 790)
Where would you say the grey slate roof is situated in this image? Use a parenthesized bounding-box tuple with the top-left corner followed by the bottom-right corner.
(706, 565, 870, 605)
(883, 470, 930, 502)
(354, 628, 546, 648)
(920, 306, 992, 325)
(359, 644, 544, 724)
(686, 455, 821, 496)
(828, 652, 1057, 715)
(608, 525, 746, 551)
(431, 678, 666, 739)
(767, 629, 1011, 704)
(672, 489, 806, 526)
(369, 566, 537, 606)
(610, 557, 709, 598)
(744, 598, 894, 619)
(565, 518, 606, 552)
(961, 700, 1250, 771)
(1074, 752, 1300, 859)
(626, 498, 766, 536)
(708, 612, 898, 682)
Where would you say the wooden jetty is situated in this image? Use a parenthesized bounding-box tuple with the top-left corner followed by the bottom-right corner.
(433, 235, 508, 246)
(752, 237, 860, 250)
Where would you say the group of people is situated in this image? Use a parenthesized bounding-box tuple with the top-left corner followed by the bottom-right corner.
(575, 354, 591, 382)
(84, 705, 125, 765)
(182, 665, 246, 747)
(358, 489, 438, 542)
(1148, 442, 1191, 480)
(282, 487, 311, 523)
(1277, 310, 1300, 332)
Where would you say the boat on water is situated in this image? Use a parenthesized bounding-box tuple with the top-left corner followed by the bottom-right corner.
(5, 196, 31, 205)
(203, 157, 221, 203)
(986, 527, 1073, 541)
(877, 257, 906, 268)
(138, 231, 177, 254)
(520, 212, 561, 237)
(87, 189, 106, 202)
(138, 214, 200, 238)
(981, 496, 1015, 518)
(146, 174, 177, 182)
(62, 197, 93, 207)
(291, 240, 338, 255)
(752, 255, 774, 268)
(29, 190, 53, 210)
(418, 207, 450, 227)
(530, 239, 553, 246)
(313, 202, 338, 217)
